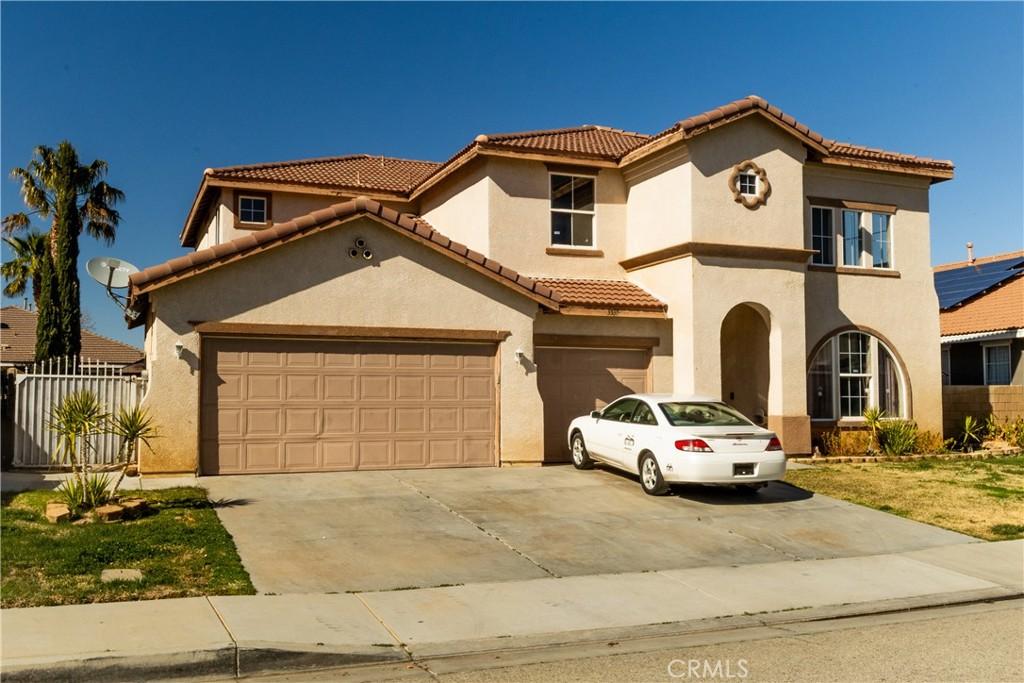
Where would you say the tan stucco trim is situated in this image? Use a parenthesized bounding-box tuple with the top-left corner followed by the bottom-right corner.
(534, 333, 660, 349)
(728, 160, 771, 209)
(817, 156, 954, 181)
(806, 196, 898, 213)
(621, 241, 814, 272)
(192, 322, 512, 343)
(545, 247, 605, 258)
(545, 162, 605, 176)
(553, 306, 667, 319)
(808, 264, 902, 279)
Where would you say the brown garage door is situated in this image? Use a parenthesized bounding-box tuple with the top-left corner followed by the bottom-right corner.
(201, 337, 497, 474)
(536, 347, 649, 462)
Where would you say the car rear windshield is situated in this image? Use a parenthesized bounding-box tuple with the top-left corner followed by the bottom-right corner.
(658, 402, 753, 427)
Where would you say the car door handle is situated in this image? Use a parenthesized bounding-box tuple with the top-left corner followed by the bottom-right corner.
(623, 435, 635, 449)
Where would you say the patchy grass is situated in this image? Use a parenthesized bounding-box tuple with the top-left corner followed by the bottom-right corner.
(1, 487, 254, 608)
(786, 455, 1024, 541)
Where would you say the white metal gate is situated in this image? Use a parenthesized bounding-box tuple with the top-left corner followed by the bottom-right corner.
(11, 356, 147, 468)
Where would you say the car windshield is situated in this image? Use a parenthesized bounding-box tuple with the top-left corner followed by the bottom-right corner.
(658, 402, 753, 427)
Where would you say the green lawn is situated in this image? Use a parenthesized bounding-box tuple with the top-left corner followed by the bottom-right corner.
(1, 487, 255, 608)
(786, 455, 1024, 541)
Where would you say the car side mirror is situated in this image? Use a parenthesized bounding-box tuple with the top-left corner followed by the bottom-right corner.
(590, 410, 602, 419)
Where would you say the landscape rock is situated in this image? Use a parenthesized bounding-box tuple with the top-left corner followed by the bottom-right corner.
(45, 502, 71, 524)
(119, 499, 148, 518)
(95, 504, 125, 522)
(100, 568, 143, 583)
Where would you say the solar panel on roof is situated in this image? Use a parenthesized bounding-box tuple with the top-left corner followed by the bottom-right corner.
(933, 257, 1024, 309)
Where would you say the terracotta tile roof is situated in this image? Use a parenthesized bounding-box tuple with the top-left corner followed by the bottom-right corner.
(132, 198, 561, 326)
(0, 306, 143, 366)
(826, 143, 954, 173)
(939, 274, 1024, 336)
(477, 125, 650, 160)
(207, 155, 440, 193)
(534, 278, 667, 312)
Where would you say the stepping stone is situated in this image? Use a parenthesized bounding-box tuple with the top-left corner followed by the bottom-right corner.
(45, 502, 71, 524)
(94, 504, 124, 522)
(101, 568, 143, 583)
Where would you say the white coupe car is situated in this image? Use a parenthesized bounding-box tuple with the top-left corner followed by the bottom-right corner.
(566, 393, 786, 495)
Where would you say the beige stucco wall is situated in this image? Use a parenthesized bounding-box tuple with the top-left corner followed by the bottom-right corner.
(622, 144, 692, 257)
(142, 216, 545, 473)
(485, 157, 629, 278)
(803, 166, 942, 434)
(419, 162, 492, 255)
(688, 115, 808, 249)
(194, 188, 415, 248)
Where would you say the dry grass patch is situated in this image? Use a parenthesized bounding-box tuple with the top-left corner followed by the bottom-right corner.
(1, 487, 254, 608)
(786, 456, 1024, 541)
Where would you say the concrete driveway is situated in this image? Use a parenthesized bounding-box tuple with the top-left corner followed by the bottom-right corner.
(201, 465, 975, 594)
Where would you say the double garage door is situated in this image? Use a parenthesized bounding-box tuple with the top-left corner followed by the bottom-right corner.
(201, 337, 497, 474)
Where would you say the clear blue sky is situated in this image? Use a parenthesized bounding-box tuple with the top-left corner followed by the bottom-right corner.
(2, 2, 1022, 345)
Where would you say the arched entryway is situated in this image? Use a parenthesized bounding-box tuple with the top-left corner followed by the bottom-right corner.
(720, 303, 770, 425)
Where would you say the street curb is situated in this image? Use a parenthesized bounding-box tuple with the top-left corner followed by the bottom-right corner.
(3, 587, 1018, 681)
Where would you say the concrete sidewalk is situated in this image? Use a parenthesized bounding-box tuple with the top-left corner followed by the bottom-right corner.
(2, 540, 1021, 682)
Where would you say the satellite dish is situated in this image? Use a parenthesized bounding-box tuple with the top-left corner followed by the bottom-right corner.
(86, 256, 139, 290)
(86, 256, 142, 319)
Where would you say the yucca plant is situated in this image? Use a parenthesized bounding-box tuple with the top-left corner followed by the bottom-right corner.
(958, 415, 985, 452)
(862, 407, 885, 453)
(48, 390, 109, 508)
(108, 405, 158, 498)
(878, 420, 919, 456)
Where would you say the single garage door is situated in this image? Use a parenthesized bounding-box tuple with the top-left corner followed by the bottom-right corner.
(201, 337, 497, 474)
(536, 347, 650, 462)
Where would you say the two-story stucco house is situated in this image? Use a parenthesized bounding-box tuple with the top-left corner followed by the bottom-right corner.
(127, 95, 953, 475)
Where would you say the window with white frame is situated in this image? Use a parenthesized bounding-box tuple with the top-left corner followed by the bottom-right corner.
(550, 174, 595, 247)
(841, 210, 863, 267)
(872, 213, 891, 268)
(238, 195, 268, 224)
(984, 344, 1012, 385)
(811, 207, 835, 266)
(738, 172, 758, 196)
(808, 331, 905, 420)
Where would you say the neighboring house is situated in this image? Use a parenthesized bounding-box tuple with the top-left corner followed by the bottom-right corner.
(933, 250, 1024, 434)
(125, 95, 954, 475)
(0, 306, 144, 371)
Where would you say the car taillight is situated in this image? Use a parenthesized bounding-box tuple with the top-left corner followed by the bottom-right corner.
(675, 439, 713, 453)
(765, 436, 783, 451)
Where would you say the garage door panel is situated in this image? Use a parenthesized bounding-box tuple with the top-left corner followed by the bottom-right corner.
(324, 375, 356, 401)
(202, 338, 496, 474)
(245, 442, 282, 470)
(322, 441, 356, 469)
(323, 408, 355, 435)
(284, 442, 319, 469)
(537, 347, 650, 462)
(358, 440, 392, 468)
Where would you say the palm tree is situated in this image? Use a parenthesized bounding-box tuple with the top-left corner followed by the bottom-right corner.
(2, 231, 48, 308)
(3, 142, 124, 360)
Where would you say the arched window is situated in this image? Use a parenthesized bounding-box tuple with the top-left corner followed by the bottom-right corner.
(808, 331, 905, 420)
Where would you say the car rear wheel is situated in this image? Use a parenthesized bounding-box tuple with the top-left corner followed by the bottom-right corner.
(570, 432, 593, 470)
(639, 452, 669, 495)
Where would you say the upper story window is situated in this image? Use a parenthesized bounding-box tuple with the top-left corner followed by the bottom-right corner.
(808, 331, 905, 420)
(809, 205, 894, 270)
(811, 207, 835, 266)
(237, 192, 271, 226)
(984, 344, 1012, 385)
(738, 172, 758, 196)
(550, 173, 595, 248)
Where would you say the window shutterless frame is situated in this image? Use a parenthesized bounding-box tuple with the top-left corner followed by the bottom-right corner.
(549, 172, 597, 249)
(236, 192, 272, 226)
(982, 343, 1012, 385)
(816, 207, 894, 270)
(810, 206, 836, 266)
(808, 331, 907, 421)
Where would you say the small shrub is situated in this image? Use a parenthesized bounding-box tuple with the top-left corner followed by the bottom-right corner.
(822, 429, 875, 457)
(56, 478, 85, 512)
(55, 472, 111, 515)
(877, 420, 918, 456)
(914, 430, 953, 455)
(996, 417, 1024, 449)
